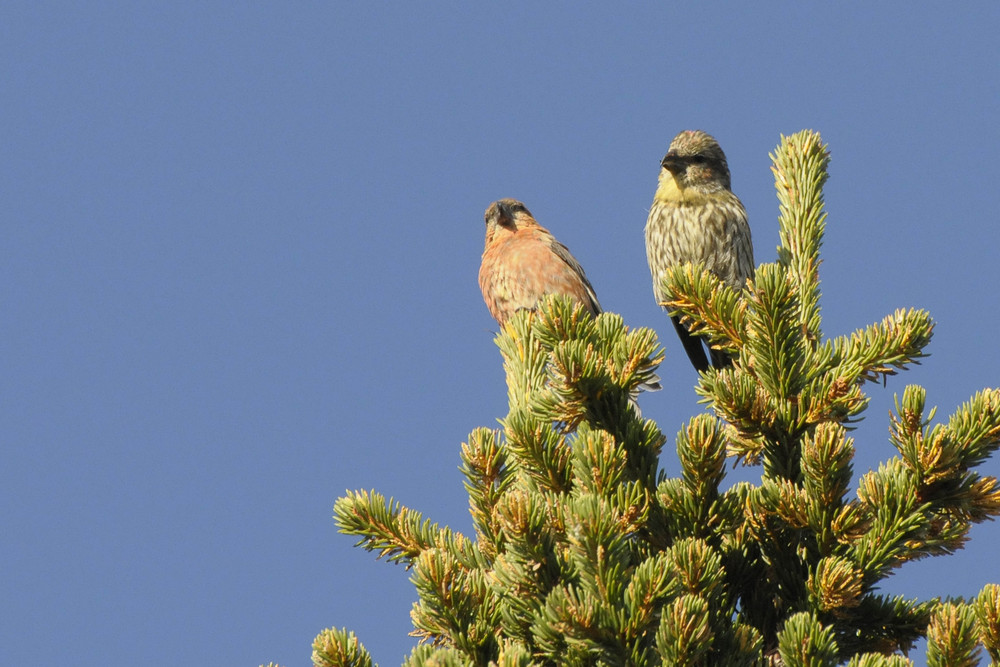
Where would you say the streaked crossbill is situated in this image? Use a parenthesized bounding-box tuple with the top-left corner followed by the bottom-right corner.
(645, 130, 754, 372)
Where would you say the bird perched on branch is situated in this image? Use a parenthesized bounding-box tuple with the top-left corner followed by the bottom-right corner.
(479, 197, 660, 393)
(479, 198, 602, 326)
(645, 130, 754, 372)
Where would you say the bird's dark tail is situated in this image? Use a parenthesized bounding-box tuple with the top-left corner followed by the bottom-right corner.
(671, 315, 710, 373)
(709, 346, 734, 370)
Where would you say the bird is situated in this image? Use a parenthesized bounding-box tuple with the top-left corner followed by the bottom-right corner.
(645, 130, 754, 372)
(479, 198, 661, 394)
(479, 198, 601, 326)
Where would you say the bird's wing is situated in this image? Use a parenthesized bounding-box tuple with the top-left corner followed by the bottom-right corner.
(547, 237, 602, 316)
(730, 199, 755, 284)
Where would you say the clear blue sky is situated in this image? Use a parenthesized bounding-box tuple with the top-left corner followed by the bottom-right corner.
(3, 4, 999, 666)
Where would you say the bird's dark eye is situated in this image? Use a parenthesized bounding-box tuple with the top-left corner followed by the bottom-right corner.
(689, 155, 708, 164)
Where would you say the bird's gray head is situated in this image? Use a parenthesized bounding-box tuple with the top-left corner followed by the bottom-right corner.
(660, 130, 732, 191)
(485, 198, 532, 231)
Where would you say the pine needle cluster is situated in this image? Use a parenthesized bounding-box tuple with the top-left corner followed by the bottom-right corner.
(282, 131, 1000, 667)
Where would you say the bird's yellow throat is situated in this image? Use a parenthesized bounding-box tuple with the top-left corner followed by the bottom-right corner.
(653, 171, 712, 206)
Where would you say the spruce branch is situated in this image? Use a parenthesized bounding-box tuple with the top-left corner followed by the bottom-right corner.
(945, 388, 1000, 469)
(807, 555, 864, 615)
(830, 308, 934, 385)
(657, 262, 749, 353)
(800, 423, 853, 551)
(841, 593, 934, 656)
(459, 427, 510, 559)
(844, 655, 913, 667)
(409, 548, 499, 655)
(771, 129, 830, 347)
(975, 583, 1000, 663)
(655, 594, 714, 666)
(775, 612, 839, 667)
(926, 602, 981, 667)
(402, 644, 471, 667)
(880, 386, 1000, 560)
(501, 406, 573, 492)
(312, 628, 374, 667)
(744, 263, 811, 402)
(334, 490, 478, 568)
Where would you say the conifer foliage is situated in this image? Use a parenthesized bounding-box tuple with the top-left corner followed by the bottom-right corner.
(312, 131, 1000, 666)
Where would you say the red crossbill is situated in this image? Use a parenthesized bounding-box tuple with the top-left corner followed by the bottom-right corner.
(479, 198, 601, 326)
(480, 198, 660, 395)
